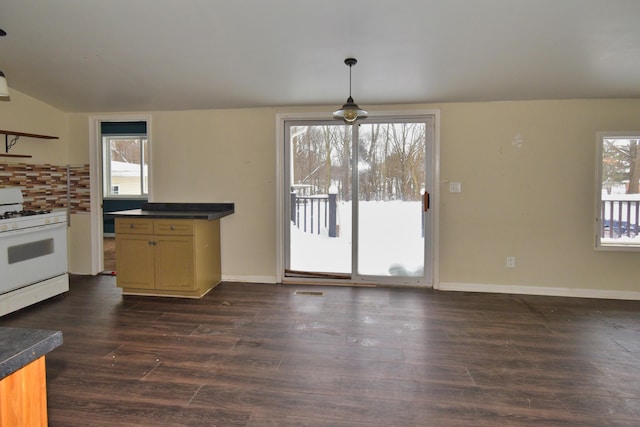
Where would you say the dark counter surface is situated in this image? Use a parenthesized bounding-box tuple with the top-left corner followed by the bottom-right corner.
(0, 327, 63, 379)
(107, 202, 234, 220)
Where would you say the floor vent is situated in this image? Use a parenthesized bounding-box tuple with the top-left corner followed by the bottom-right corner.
(294, 291, 324, 296)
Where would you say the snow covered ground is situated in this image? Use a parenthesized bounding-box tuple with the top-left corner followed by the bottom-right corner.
(290, 201, 425, 276)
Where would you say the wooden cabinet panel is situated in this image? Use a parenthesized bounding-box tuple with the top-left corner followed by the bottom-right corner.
(0, 356, 47, 427)
(155, 235, 194, 291)
(115, 218, 153, 235)
(114, 217, 221, 298)
(154, 219, 194, 235)
(115, 233, 155, 290)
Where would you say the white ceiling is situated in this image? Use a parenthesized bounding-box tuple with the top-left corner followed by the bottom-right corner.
(0, 0, 639, 113)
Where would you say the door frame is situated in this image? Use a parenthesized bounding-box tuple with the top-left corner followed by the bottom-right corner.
(88, 114, 153, 275)
(275, 109, 440, 287)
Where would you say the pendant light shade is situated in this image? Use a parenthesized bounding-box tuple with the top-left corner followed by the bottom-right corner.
(0, 70, 8, 97)
(333, 58, 367, 123)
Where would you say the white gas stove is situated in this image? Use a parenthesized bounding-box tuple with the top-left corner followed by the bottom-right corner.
(0, 187, 66, 230)
(0, 187, 69, 317)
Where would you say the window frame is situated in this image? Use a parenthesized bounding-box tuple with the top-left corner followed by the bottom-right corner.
(275, 109, 440, 287)
(102, 134, 148, 199)
(594, 131, 640, 251)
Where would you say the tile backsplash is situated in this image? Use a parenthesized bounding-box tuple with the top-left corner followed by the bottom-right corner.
(0, 163, 91, 213)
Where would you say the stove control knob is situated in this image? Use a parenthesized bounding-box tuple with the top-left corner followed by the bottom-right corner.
(0, 225, 6, 231)
(11, 223, 17, 229)
(45, 219, 51, 224)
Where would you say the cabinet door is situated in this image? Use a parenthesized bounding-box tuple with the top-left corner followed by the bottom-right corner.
(116, 234, 155, 290)
(155, 235, 194, 291)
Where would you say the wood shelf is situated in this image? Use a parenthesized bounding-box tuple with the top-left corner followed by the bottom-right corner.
(0, 153, 32, 158)
(0, 130, 59, 140)
(0, 129, 59, 157)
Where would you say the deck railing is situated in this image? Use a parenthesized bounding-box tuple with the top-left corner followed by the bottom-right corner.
(291, 192, 337, 237)
(601, 199, 640, 238)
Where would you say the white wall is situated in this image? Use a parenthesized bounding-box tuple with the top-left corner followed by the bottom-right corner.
(151, 108, 279, 282)
(0, 90, 68, 164)
(437, 99, 640, 297)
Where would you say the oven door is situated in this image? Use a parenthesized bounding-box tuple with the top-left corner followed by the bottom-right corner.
(0, 223, 68, 294)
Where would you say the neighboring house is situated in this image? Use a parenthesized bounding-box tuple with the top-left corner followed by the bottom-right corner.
(109, 161, 148, 196)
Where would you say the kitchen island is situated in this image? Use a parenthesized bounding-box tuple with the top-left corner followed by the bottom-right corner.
(0, 327, 63, 426)
(108, 203, 234, 298)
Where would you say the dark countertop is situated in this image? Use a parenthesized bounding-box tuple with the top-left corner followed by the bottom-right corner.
(0, 327, 63, 380)
(106, 202, 234, 220)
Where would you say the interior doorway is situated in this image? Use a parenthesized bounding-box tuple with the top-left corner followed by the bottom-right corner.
(88, 115, 152, 276)
(100, 122, 148, 274)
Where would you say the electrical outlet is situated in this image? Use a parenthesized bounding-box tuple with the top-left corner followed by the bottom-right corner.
(506, 256, 516, 268)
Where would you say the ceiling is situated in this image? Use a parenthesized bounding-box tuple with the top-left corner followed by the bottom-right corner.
(0, 0, 639, 113)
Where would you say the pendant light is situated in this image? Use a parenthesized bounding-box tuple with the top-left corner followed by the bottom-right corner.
(0, 29, 8, 97)
(333, 58, 367, 123)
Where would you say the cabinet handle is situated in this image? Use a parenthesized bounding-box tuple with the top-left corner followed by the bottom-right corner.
(170, 225, 175, 231)
(130, 224, 135, 229)
(149, 240, 157, 246)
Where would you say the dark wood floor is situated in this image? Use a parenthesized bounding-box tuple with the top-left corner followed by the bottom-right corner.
(1, 276, 640, 426)
(103, 237, 116, 273)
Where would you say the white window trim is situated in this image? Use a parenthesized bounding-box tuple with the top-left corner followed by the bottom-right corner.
(102, 134, 149, 198)
(594, 131, 640, 252)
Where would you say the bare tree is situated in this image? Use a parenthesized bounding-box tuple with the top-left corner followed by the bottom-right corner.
(628, 140, 640, 194)
(291, 122, 425, 202)
(108, 137, 144, 164)
(603, 138, 640, 194)
(386, 123, 424, 201)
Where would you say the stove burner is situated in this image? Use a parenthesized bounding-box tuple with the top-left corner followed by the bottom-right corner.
(1, 209, 52, 219)
(22, 209, 53, 216)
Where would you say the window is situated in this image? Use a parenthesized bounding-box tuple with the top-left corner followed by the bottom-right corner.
(102, 135, 148, 197)
(595, 132, 640, 250)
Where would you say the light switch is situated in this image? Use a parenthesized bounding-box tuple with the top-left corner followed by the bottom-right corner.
(449, 182, 462, 193)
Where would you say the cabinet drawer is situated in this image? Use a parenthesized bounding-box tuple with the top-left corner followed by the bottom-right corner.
(154, 219, 194, 235)
(115, 218, 153, 235)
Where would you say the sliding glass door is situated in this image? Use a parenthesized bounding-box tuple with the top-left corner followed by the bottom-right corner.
(356, 121, 427, 278)
(284, 115, 434, 285)
(286, 123, 352, 279)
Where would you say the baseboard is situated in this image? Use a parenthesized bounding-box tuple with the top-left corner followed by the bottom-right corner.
(213, 276, 640, 300)
(437, 281, 640, 301)
(221, 275, 277, 284)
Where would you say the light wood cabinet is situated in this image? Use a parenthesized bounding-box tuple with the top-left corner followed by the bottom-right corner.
(115, 218, 221, 297)
(0, 356, 48, 427)
(115, 233, 155, 290)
